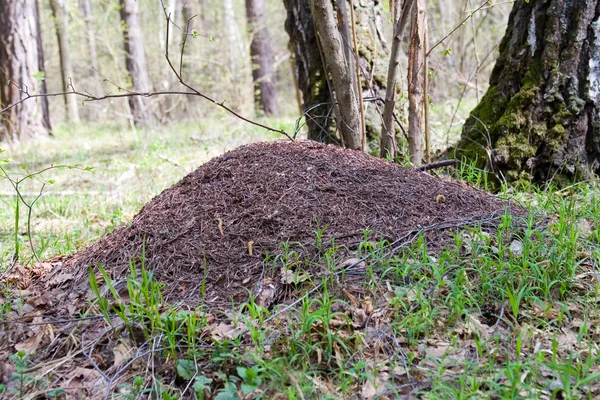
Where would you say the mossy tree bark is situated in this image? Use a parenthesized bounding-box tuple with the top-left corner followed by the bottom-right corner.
(283, 0, 388, 147)
(454, 0, 600, 185)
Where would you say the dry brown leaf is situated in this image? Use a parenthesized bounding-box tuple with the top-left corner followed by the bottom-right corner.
(210, 322, 245, 340)
(362, 298, 374, 315)
(361, 372, 390, 400)
(255, 278, 276, 307)
(466, 314, 494, 340)
(352, 308, 367, 328)
(45, 272, 74, 288)
(342, 288, 360, 307)
(112, 340, 134, 369)
(339, 258, 365, 270)
(14, 318, 55, 354)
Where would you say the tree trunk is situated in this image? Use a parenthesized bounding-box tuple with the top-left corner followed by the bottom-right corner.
(246, 0, 279, 115)
(119, 0, 156, 128)
(0, 0, 51, 141)
(50, 0, 80, 124)
(283, 0, 333, 142)
(407, 0, 425, 166)
(81, 0, 101, 96)
(223, 0, 247, 111)
(454, 0, 600, 185)
(284, 0, 387, 146)
(310, 0, 362, 150)
(380, 0, 413, 158)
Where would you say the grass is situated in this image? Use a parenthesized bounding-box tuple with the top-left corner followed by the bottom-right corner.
(1, 121, 600, 399)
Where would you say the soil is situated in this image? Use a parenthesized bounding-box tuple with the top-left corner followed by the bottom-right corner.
(11, 140, 521, 319)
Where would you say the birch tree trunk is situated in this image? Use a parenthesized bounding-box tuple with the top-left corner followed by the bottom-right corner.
(454, 0, 600, 185)
(50, 0, 80, 123)
(246, 0, 279, 115)
(0, 0, 51, 141)
(119, 0, 156, 128)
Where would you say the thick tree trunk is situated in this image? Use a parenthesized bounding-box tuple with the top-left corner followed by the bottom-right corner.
(454, 0, 600, 185)
(246, 0, 279, 115)
(119, 0, 156, 128)
(284, 0, 332, 142)
(0, 0, 51, 141)
(50, 0, 80, 124)
(310, 0, 362, 150)
(284, 0, 387, 146)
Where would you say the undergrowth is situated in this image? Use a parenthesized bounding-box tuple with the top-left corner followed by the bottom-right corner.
(1, 124, 599, 399)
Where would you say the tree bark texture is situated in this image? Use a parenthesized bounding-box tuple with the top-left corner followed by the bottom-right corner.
(454, 0, 600, 185)
(224, 0, 248, 111)
(246, 0, 279, 115)
(119, 0, 156, 128)
(310, 0, 362, 149)
(50, 0, 80, 124)
(81, 0, 101, 94)
(407, 0, 425, 166)
(0, 0, 51, 141)
(380, 0, 413, 158)
(283, 0, 332, 142)
(284, 0, 387, 146)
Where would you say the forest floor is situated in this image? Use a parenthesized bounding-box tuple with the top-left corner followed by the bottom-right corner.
(1, 122, 600, 399)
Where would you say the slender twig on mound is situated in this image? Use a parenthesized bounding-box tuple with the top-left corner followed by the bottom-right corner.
(416, 159, 458, 171)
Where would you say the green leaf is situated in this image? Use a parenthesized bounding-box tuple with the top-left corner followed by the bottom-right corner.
(32, 71, 45, 81)
(133, 376, 144, 388)
(443, 48, 452, 57)
(193, 375, 213, 393)
(241, 383, 257, 395)
(209, 36, 216, 42)
(214, 383, 239, 400)
(236, 366, 248, 381)
(46, 389, 65, 397)
(192, 30, 199, 38)
(176, 359, 196, 380)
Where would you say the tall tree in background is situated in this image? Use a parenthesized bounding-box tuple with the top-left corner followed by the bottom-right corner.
(0, 0, 51, 141)
(224, 0, 246, 111)
(284, 0, 387, 146)
(119, 0, 156, 128)
(49, 0, 80, 124)
(81, 0, 101, 98)
(455, 0, 600, 185)
(246, 0, 279, 115)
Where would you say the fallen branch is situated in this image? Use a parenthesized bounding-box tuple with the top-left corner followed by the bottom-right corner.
(416, 158, 458, 171)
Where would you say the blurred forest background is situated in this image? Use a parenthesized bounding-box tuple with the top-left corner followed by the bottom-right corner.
(35, 0, 511, 148)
